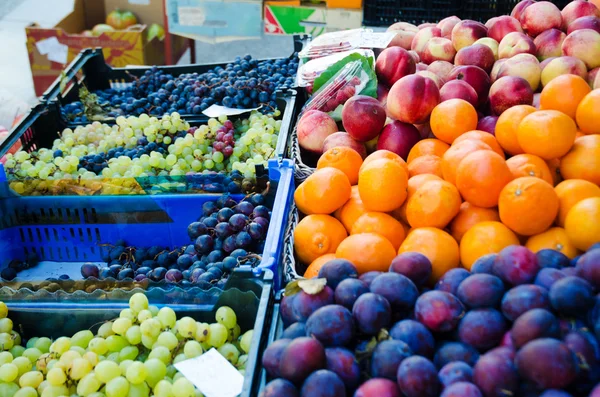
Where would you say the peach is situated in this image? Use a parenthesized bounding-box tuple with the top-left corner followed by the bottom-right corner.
(488, 16, 524, 42)
(415, 123, 434, 139)
(448, 65, 492, 106)
(496, 53, 542, 91)
(540, 57, 557, 70)
(498, 32, 537, 58)
(534, 29, 566, 61)
(387, 74, 441, 124)
(427, 60, 455, 81)
(595, 71, 600, 89)
(587, 67, 600, 88)
(411, 27, 442, 57)
(377, 121, 421, 160)
(511, 0, 536, 20)
(474, 37, 500, 59)
(491, 59, 508, 82)
(568, 16, 600, 34)
(489, 76, 534, 115)
(438, 16, 462, 38)
(388, 21, 420, 32)
(533, 92, 542, 108)
(451, 20, 488, 51)
(387, 22, 420, 50)
(455, 44, 496, 73)
(520, 1, 563, 37)
(377, 83, 389, 105)
(416, 70, 445, 89)
(297, 110, 338, 153)
(477, 116, 498, 135)
(421, 37, 457, 64)
(561, 0, 600, 28)
(322, 132, 367, 158)
(408, 50, 421, 64)
(562, 28, 600, 69)
(440, 80, 479, 107)
(419, 23, 438, 29)
(416, 63, 428, 72)
(375, 47, 417, 87)
(540, 56, 588, 86)
(485, 17, 500, 29)
(342, 96, 387, 142)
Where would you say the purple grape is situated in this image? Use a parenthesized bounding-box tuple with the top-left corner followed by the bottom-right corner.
(235, 201, 254, 216)
(99, 267, 114, 279)
(279, 337, 326, 385)
(135, 266, 152, 275)
(389, 320, 435, 358)
(80, 263, 99, 278)
(318, 259, 358, 289)
(187, 222, 208, 239)
(176, 254, 194, 270)
(306, 305, 355, 347)
(215, 222, 234, 238)
(324, 347, 360, 391)
(262, 338, 292, 378)
(456, 274, 504, 309)
(222, 235, 237, 253)
(229, 213, 248, 232)
(259, 379, 298, 397)
(189, 268, 204, 283)
(253, 216, 270, 231)
(149, 267, 167, 281)
(300, 370, 346, 397)
(354, 378, 400, 397)
(493, 245, 540, 286)
(217, 207, 235, 222)
(281, 322, 306, 339)
(334, 279, 369, 310)
(359, 271, 383, 287)
(434, 342, 480, 369)
(133, 274, 146, 282)
(292, 287, 335, 322)
(516, 338, 577, 389)
(389, 252, 432, 286)
(194, 235, 214, 254)
(537, 249, 571, 269)
(471, 254, 497, 274)
(473, 350, 518, 397)
(370, 340, 412, 380)
(435, 268, 471, 295)
(539, 391, 573, 397)
(501, 284, 550, 321)
(203, 217, 218, 228)
(458, 309, 507, 351)
(202, 201, 218, 216)
(164, 269, 183, 283)
(352, 293, 391, 335)
(396, 356, 440, 397)
(415, 291, 465, 332)
(511, 308, 559, 348)
(549, 276, 595, 316)
(439, 362, 473, 388)
(535, 268, 566, 290)
(253, 205, 270, 219)
(576, 249, 600, 288)
(247, 223, 264, 240)
(117, 269, 134, 280)
(235, 232, 252, 249)
(370, 273, 418, 312)
(440, 382, 482, 397)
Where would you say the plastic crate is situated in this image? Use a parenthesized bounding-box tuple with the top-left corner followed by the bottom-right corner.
(461, 0, 571, 22)
(363, 0, 462, 26)
(0, 159, 294, 290)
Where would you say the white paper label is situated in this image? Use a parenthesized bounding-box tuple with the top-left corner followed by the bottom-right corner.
(178, 6, 207, 26)
(36, 37, 68, 64)
(202, 104, 261, 118)
(174, 348, 244, 397)
(129, 0, 150, 4)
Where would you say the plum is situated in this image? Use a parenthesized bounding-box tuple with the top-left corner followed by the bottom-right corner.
(262, 338, 292, 378)
(415, 291, 465, 332)
(370, 273, 419, 312)
(539, 391, 573, 397)
(535, 268, 566, 290)
(279, 337, 326, 385)
(317, 259, 358, 289)
(389, 252, 433, 286)
(259, 379, 298, 397)
(471, 254, 497, 274)
(501, 284, 550, 321)
(576, 249, 600, 289)
(370, 340, 412, 380)
(435, 268, 471, 295)
(458, 309, 508, 351)
(396, 356, 440, 397)
(511, 308, 560, 348)
(440, 382, 483, 397)
(549, 276, 594, 316)
(515, 338, 577, 389)
(292, 287, 335, 322)
(434, 342, 480, 369)
(352, 293, 392, 335)
(306, 305, 355, 347)
(493, 245, 540, 286)
(324, 347, 361, 391)
(280, 294, 299, 326)
(564, 331, 599, 369)
(389, 319, 435, 358)
(438, 361, 474, 388)
(537, 249, 571, 269)
(473, 350, 519, 397)
(299, 370, 346, 397)
(456, 274, 505, 308)
(281, 322, 307, 339)
(359, 271, 383, 287)
(334, 279, 369, 310)
(354, 378, 400, 397)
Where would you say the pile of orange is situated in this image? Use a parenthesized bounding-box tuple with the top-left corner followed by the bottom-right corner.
(294, 82, 600, 283)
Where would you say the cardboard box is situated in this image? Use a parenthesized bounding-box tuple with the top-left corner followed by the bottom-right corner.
(26, 0, 186, 96)
(264, 3, 362, 35)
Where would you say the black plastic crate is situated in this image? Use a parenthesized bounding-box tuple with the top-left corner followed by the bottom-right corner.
(461, 0, 572, 22)
(363, 0, 462, 26)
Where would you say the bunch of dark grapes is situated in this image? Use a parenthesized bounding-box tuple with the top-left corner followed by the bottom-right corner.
(77, 140, 172, 173)
(212, 119, 235, 159)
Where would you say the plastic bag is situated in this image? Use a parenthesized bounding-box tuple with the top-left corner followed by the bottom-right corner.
(298, 49, 375, 87)
(299, 29, 395, 61)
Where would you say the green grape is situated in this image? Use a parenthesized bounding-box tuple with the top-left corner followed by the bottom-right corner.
(203, 160, 214, 170)
(18, 370, 43, 388)
(13, 356, 32, 375)
(177, 318, 197, 339)
(212, 152, 224, 164)
(153, 380, 172, 397)
(59, 350, 81, 367)
(173, 372, 184, 382)
(77, 373, 102, 396)
(125, 362, 147, 385)
(88, 393, 106, 397)
(46, 367, 67, 386)
(37, 380, 48, 395)
(119, 309, 135, 321)
(165, 364, 177, 379)
(239, 330, 253, 354)
(148, 306, 160, 317)
(98, 322, 116, 338)
(41, 384, 68, 397)
(112, 318, 133, 336)
(119, 359, 133, 375)
(25, 338, 37, 349)
(125, 326, 142, 345)
(71, 345, 87, 355)
(172, 378, 195, 397)
(128, 381, 150, 397)
(107, 352, 120, 362)
(140, 319, 161, 339)
(194, 323, 209, 343)
(157, 308, 176, 329)
(9, 345, 25, 358)
(215, 307, 237, 330)
(0, 352, 12, 367)
(0, 363, 19, 382)
(183, 341, 203, 359)
(140, 335, 156, 350)
(89, 338, 109, 355)
(143, 359, 166, 388)
(95, 361, 121, 383)
(237, 354, 248, 369)
(106, 335, 129, 352)
(14, 386, 37, 397)
(118, 346, 139, 362)
(83, 351, 99, 367)
(218, 343, 240, 365)
(0, 333, 14, 350)
(173, 354, 187, 364)
(156, 332, 178, 351)
(106, 376, 129, 397)
(71, 358, 93, 380)
(148, 346, 171, 365)
(207, 323, 228, 348)
(230, 324, 241, 342)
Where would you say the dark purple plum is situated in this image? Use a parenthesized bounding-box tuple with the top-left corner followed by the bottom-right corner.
(306, 305, 355, 347)
(535, 268, 566, 290)
(440, 382, 482, 397)
(473, 350, 518, 397)
(262, 338, 292, 378)
(435, 268, 471, 295)
(493, 245, 540, 286)
(456, 274, 504, 308)
(292, 287, 335, 322)
(396, 356, 440, 397)
(549, 276, 594, 316)
(511, 308, 559, 348)
(334, 279, 369, 310)
(539, 391, 573, 397)
(164, 269, 183, 283)
(318, 259, 358, 289)
(80, 263, 99, 278)
(280, 294, 299, 326)
(324, 347, 360, 391)
(389, 252, 432, 286)
(352, 293, 391, 335)
(471, 254, 497, 274)
(564, 331, 599, 368)
(389, 319, 435, 358)
(559, 318, 589, 336)
(501, 284, 550, 321)
(537, 249, 571, 269)
(259, 379, 298, 397)
(434, 342, 480, 369)
(487, 346, 515, 361)
(562, 267, 578, 277)
(354, 378, 400, 397)
(370, 273, 418, 312)
(592, 385, 600, 397)
(194, 235, 214, 254)
(515, 338, 577, 389)
(359, 271, 383, 287)
(370, 340, 412, 380)
(458, 309, 507, 351)
(415, 291, 465, 332)
(438, 362, 473, 388)
(299, 370, 346, 397)
(187, 222, 208, 239)
(279, 337, 326, 385)
(500, 331, 515, 349)
(576, 249, 600, 289)
(281, 322, 307, 339)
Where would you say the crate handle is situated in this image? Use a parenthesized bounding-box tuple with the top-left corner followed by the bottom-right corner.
(42, 48, 103, 101)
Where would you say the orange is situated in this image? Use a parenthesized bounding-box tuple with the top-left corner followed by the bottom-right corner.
(294, 167, 351, 215)
(455, 150, 514, 208)
(450, 202, 501, 242)
(304, 253, 337, 278)
(442, 140, 493, 185)
(560, 135, 600, 185)
(407, 155, 443, 178)
(525, 227, 580, 259)
(398, 227, 460, 282)
(336, 233, 396, 274)
(564, 197, 600, 251)
(294, 214, 348, 264)
(351, 212, 406, 250)
(390, 204, 409, 225)
(407, 174, 444, 196)
(555, 179, 600, 227)
(453, 130, 505, 158)
(498, 176, 560, 236)
(576, 89, 600, 135)
(517, 110, 577, 160)
(334, 186, 368, 233)
(460, 221, 520, 270)
(406, 180, 462, 229)
(407, 139, 450, 163)
(360, 150, 408, 175)
(495, 105, 536, 155)
(317, 147, 363, 185)
(546, 158, 563, 186)
(540, 74, 591, 119)
(358, 158, 409, 212)
(430, 99, 479, 144)
(506, 154, 554, 185)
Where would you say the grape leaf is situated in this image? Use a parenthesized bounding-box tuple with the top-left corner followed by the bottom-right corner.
(312, 53, 378, 99)
(297, 278, 327, 295)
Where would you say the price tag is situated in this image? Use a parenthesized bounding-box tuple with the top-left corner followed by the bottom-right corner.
(178, 6, 207, 26)
(202, 104, 261, 118)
